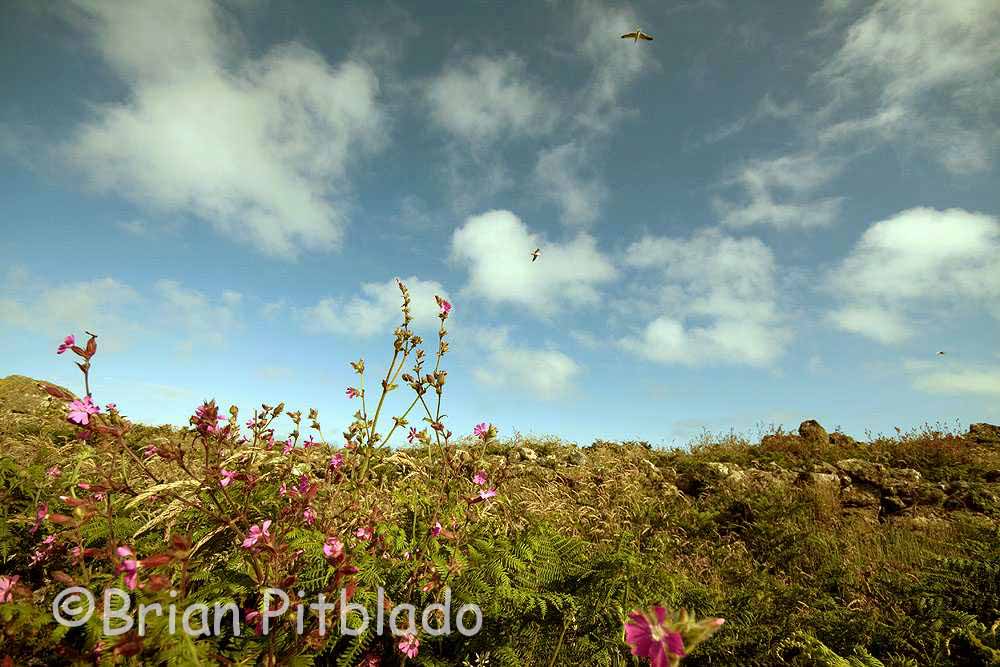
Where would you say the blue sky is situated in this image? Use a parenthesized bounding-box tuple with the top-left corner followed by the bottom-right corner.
(2, 0, 998, 446)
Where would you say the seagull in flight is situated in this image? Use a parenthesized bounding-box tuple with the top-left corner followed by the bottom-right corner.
(530, 248, 541, 262)
(621, 27, 653, 43)
(937, 351, 946, 356)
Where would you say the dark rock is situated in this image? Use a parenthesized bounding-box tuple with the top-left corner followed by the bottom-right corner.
(799, 420, 830, 444)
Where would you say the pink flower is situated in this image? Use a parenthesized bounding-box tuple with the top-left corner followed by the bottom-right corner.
(29, 535, 56, 566)
(329, 453, 344, 470)
(144, 444, 159, 458)
(56, 335, 75, 355)
(282, 438, 295, 455)
(472, 471, 488, 486)
(397, 633, 420, 659)
(473, 422, 490, 439)
(105, 403, 117, 412)
(246, 418, 256, 428)
(323, 536, 344, 560)
(407, 427, 419, 444)
(0, 575, 20, 603)
(354, 526, 372, 540)
(303, 435, 317, 448)
(242, 520, 272, 549)
(245, 608, 263, 635)
(46, 465, 62, 478)
(439, 299, 452, 315)
(625, 607, 686, 667)
(479, 488, 497, 501)
(67, 396, 101, 426)
(303, 507, 317, 526)
(116, 546, 140, 590)
(31, 503, 48, 534)
(346, 387, 359, 399)
(431, 521, 442, 537)
(220, 469, 238, 488)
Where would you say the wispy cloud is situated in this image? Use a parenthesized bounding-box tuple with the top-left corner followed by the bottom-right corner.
(470, 327, 581, 400)
(300, 277, 450, 338)
(620, 229, 791, 366)
(59, 0, 387, 259)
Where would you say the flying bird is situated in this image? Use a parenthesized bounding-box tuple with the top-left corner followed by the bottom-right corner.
(621, 27, 653, 43)
(937, 351, 946, 356)
(530, 248, 541, 262)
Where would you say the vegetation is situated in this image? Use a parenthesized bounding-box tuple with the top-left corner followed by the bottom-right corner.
(1, 283, 999, 666)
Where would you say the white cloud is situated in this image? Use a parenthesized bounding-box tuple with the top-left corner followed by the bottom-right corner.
(620, 229, 790, 366)
(61, 0, 386, 258)
(451, 210, 616, 315)
(703, 93, 802, 144)
(154, 280, 243, 348)
(912, 369, 1000, 397)
(0, 275, 142, 351)
(471, 328, 581, 400)
(301, 277, 450, 338)
(712, 152, 844, 229)
(534, 142, 607, 226)
(827, 207, 1000, 342)
(425, 54, 556, 146)
(816, 0, 1000, 173)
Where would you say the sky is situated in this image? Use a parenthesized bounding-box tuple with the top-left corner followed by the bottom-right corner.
(1, 0, 999, 447)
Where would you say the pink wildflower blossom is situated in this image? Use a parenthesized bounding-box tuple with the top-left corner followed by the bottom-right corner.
(439, 299, 452, 315)
(329, 453, 344, 470)
(431, 521, 442, 537)
(397, 633, 420, 659)
(303, 507, 317, 526)
(105, 403, 117, 412)
(220, 469, 238, 487)
(56, 335, 75, 355)
(346, 387, 359, 399)
(479, 488, 497, 501)
(407, 427, 418, 444)
(473, 422, 490, 439)
(30, 535, 56, 565)
(625, 607, 686, 667)
(116, 546, 140, 590)
(144, 444, 159, 458)
(46, 465, 62, 478)
(472, 471, 488, 486)
(31, 503, 48, 534)
(282, 438, 295, 455)
(242, 520, 272, 549)
(0, 575, 20, 603)
(323, 536, 344, 560)
(67, 396, 100, 426)
(354, 526, 372, 540)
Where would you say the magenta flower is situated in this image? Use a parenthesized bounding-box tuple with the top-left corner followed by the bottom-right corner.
(439, 299, 452, 315)
(473, 422, 490, 439)
(329, 453, 344, 470)
(29, 535, 56, 566)
(323, 536, 344, 560)
(245, 608, 264, 635)
(105, 403, 117, 412)
(0, 575, 20, 603)
(220, 469, 238, 488)
(354, 526, 372, 540)
(431, 521, 442, 537)
(303, 507, 317, 526)
(346, 387, 360, 399)
(407, 427, 419, 444)
(242, 520, 272, 549)
(282, 438, 294, 455)
(245, 418, 256, 428)
(56, 335, 75, 355)
(472, 471, 488, 486)
(30, 503, 48, 534)
(625, 607, 686, 667)
(397, 633, 420, 659)
(479, 488, 497, 501)
(67, 396, 101, 426)
(144, 444, 159, 458)
(116, 546, 140, 590)
(46, 465, 62, 478)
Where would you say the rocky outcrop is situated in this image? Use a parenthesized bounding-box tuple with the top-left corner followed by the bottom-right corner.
(798, 420, 829, 445)
(967, 423, 1000, 445)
